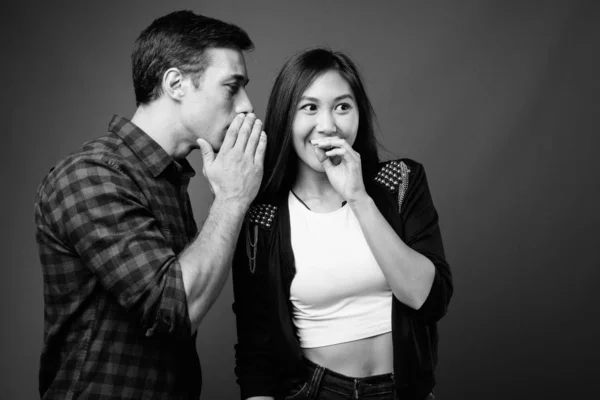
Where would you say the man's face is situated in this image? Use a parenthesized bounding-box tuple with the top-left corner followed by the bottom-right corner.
(180, 47, 253, 151)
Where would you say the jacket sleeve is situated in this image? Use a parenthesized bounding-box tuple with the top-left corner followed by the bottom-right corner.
(232, 222, 279, 399)
(401, 161, 453, 324)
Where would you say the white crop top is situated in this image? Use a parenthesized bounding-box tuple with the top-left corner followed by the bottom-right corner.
(288, 191, 392, 348)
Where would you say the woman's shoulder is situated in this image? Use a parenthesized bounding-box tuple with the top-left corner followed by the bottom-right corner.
(373, 158, 426, 189)
(371, 158, 430, 214)
(247, 202, 280, 230)
(375, 158, 424, 175)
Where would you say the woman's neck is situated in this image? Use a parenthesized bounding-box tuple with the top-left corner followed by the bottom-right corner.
(293, 165, 345, 212)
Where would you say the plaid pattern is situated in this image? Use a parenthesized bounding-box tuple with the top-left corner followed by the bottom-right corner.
(34, 115, 201, 399)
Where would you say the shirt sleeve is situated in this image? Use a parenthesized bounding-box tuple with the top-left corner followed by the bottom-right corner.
(40, 155, 192, 339)
(401, 161, 453, 324)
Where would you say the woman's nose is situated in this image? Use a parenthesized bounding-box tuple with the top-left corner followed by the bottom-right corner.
(317, 112, 336, 135)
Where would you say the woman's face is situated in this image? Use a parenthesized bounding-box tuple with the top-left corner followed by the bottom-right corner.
(291, 70, 359, 173)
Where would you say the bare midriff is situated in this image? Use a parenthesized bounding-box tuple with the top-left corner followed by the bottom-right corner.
(302, 332, 393, 377)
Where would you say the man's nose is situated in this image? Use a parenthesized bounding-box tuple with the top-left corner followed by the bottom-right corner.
(235, 89, 253, 114)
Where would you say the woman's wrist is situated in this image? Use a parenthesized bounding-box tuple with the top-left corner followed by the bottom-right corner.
(347, 192, 374, 211)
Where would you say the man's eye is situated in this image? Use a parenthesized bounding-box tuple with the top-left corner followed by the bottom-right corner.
(227, 85, 239, 95)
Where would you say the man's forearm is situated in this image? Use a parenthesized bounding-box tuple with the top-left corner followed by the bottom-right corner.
(179, 198, 247, 330)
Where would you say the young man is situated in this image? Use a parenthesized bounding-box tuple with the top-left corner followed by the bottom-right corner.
(34, 10, 265, 399)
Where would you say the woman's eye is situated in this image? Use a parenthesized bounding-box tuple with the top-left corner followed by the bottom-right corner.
(301, 104, 317, 112)
(335, 103, 352, 112)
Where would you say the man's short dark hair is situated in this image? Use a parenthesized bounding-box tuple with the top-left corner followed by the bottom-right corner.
(132, 10, 254, 106)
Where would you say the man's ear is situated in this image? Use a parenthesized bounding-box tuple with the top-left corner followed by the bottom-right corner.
(162, 68, 185, 101)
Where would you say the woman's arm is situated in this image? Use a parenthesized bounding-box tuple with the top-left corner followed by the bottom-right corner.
(312, 137, 452, 322)
(349, 193, 435, 310)
(351, 162, 452, 322)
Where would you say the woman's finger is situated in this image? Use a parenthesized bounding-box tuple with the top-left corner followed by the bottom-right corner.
(312, 137, 358, 159)
(313, 146, 333, 169)
(325, 146, 359, 163)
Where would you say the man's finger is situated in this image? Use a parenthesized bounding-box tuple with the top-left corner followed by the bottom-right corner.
(245, 119, 263, 156)
(233, 113, 256, 151)
(254, 131, 267, 164)
(221, 113, 246, 151)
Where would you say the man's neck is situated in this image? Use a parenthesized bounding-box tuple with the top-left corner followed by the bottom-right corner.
(131, 102, 193, 159)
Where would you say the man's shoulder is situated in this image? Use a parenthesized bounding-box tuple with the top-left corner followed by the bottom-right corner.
(36, 133, 132, 198)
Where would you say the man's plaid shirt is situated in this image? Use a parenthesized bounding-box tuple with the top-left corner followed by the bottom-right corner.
(34, 115, 201, 399)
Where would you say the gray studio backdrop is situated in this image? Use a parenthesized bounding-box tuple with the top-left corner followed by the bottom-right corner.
(3, 1, 598, 399)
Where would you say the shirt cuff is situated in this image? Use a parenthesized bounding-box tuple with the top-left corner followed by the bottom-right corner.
(145, 259, 192, 339)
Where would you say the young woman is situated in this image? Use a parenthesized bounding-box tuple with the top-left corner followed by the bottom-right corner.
(232, 48, 452, 400)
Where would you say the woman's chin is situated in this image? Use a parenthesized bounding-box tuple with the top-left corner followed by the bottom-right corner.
(307, 160, 326, 173)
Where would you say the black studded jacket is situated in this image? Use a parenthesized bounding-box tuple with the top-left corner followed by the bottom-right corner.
(232, 159, 453, 400)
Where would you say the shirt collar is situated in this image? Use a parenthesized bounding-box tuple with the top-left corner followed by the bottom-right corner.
(108, 115, 195, 179)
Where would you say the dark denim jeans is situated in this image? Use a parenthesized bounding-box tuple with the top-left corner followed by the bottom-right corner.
(285, 358, 435, 400)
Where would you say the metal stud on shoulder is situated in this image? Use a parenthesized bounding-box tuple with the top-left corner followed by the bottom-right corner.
(248, 204, 278, 230)
(246, 203, 278, 274)
(374, 160, 411, 213)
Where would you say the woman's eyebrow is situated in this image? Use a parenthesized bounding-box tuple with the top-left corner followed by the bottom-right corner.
(333, 94, 354, 102)
(300, 94, 354, 102)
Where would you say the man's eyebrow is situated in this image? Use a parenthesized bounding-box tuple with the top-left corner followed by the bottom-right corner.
(226, 74, 250, 86)
(300, 94, 355, 102)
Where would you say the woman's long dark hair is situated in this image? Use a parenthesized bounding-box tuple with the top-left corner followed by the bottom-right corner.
(256, 48, 380, 204)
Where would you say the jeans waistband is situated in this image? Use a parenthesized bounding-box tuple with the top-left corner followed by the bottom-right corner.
(303, 357, 394, 386)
